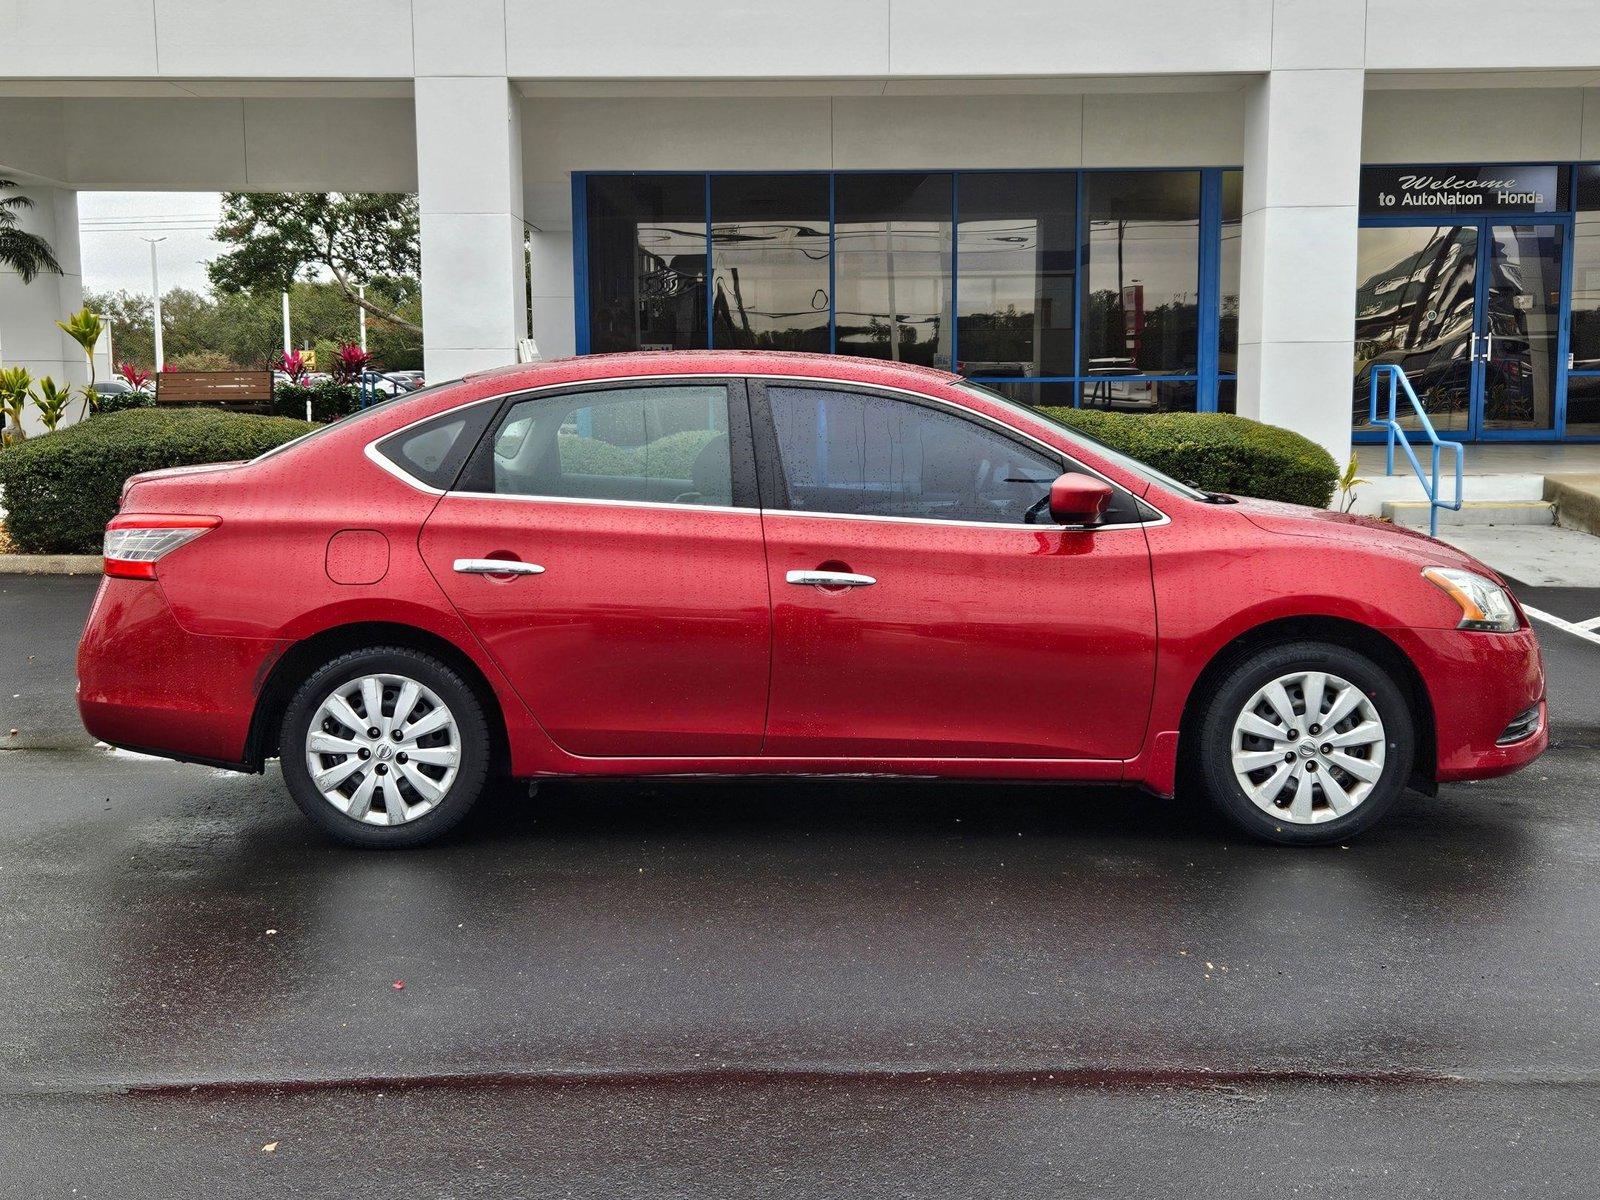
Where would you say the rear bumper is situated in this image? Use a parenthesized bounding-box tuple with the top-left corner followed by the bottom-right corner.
(1393, 625, 1548, 783)
(76, 578, 281, 768)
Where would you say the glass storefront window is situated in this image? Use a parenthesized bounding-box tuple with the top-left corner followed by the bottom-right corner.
(585, 175, 707, 353)
(833, 173, 954, 369)
(710, 175, 830, 353)
(1080, 378, 1197, 414)
(955, 172, 1075, 378)
(1218, 170, 1242, 376)
(1572, 166, 1600, 369)
(983, 381, 1079, 409)
(1081, 171, 1202, 376)
(1566, 374, 1600, 436)
(1216, 378, 1236, 415)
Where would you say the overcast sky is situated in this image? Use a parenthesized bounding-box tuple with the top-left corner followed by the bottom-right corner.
(77, 191, 225, 298)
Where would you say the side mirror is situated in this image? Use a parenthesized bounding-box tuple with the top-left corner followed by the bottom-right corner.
(1048, 473, 1113, 526)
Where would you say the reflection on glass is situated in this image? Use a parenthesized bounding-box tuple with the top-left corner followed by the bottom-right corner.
(586, 176, 706, 353)
(1482, 224, 1561, 433)
(1216, 378, 1236, 415)
(1351, 225, 1478, 434)
(710, 175, 830, 352)
(834, 173, 953, 368)
(984, 380, 1079, 409)
(1081, 171, 1201, 376)
(1565, 374, 1600, 436)
(956, 173, 1075, 377)
(1219, 171, 1242, 374)
(1080, 378, 1197, 413)
(1570, 170, 1600, 368)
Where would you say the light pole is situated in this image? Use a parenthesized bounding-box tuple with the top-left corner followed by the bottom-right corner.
(140, 236, 167, 371)
(357, 283, 368, 354)
(281, 288, 292, 356)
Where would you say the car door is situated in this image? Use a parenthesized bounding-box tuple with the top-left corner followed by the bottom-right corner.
(751, 380, 1158, 761)
(417, 379, 771, 757)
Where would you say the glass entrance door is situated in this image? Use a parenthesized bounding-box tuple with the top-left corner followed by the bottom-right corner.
(1354, 220, 1567, 440)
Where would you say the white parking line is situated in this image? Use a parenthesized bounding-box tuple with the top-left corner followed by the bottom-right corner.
(1578, 614, 1600, 632)
(1523, 605, 1600, 649)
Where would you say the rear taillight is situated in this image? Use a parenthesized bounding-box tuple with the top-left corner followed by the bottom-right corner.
(103, 515, 220, 579)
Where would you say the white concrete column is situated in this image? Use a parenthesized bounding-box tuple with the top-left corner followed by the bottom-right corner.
(528, 229, 575, 359)
(414, 77, 528, 382)
(1237, 66, 1365, 468)
(0, 183, 85, 436)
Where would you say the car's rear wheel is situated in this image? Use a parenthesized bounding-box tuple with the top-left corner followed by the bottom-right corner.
(1193, 641, 1415, 846)
(279, 647, 491, 848)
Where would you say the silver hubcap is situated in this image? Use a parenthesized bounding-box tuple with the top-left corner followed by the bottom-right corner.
(1230, 670, 1386, 825)
(304, 673, 460, 826)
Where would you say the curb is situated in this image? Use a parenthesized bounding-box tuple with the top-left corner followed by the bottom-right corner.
(0, 555, 102, 575)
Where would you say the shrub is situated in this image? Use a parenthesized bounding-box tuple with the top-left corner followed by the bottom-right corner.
(273, 379, 361, 424)
(165, 350, 237, 372)
(1039, 407, 1340, 509)
(96, 387, 155, 414)
(0, 408, 314, 554)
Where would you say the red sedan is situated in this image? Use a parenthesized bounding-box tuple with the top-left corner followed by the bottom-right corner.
(77, 351, 1546, 848)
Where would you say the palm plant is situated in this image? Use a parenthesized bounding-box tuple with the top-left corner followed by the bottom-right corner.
(0, 180, 62, 285)
(0, 365, 32, 443)
(56, 307, 104, 418)
(29, 375, 72, 433)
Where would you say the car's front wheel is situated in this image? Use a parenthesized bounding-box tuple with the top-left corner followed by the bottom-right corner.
(280, 646, 492, 848)
(1193, 640, 1415, 846)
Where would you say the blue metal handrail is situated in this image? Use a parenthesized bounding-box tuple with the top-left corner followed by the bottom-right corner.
(1368, 364, 1464, 537)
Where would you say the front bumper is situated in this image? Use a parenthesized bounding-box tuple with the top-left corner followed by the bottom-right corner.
(1392, 624, 1548, 783)
(76, 578, 281, 768)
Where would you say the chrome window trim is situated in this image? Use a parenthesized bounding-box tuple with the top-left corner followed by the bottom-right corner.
(362, 371, 1171, 532)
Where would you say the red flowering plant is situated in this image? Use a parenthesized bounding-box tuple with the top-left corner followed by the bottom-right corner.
(117, 362, 151, 390)
(275, 350, 310, 383)
(331, 343, 375, 385)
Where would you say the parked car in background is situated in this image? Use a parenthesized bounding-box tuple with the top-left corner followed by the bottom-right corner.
(77, 352, 1547, 849)
(386, 370, 425, 391)
(92, 378, 136, 399)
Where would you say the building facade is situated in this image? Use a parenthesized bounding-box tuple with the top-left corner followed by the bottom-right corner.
(6, 1, 1600, 458)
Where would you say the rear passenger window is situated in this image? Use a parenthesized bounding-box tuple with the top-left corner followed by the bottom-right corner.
(490, 385, 733, 506)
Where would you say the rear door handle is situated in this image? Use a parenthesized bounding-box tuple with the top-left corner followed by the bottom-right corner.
(454, 558, 545, 576)
(786, 570, 876, 588)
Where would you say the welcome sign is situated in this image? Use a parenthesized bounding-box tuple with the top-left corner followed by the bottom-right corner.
(1359, 165, 1567, 214)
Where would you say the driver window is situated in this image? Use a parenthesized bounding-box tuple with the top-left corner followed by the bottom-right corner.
(764, 385, 1061, 524)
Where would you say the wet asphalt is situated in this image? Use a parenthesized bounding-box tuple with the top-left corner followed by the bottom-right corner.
(1, 575, 1598, 1197)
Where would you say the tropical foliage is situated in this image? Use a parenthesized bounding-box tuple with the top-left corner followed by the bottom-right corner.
(0, 180, 61, 284)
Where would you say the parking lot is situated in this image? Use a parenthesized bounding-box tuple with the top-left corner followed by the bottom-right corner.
(2, 573, 1598, 1197)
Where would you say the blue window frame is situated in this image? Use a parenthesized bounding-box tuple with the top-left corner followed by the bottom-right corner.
(574, 168, 1239, 413)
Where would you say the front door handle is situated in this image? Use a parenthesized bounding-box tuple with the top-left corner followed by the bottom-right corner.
(454, 558, 545, 576)
(786, 569, 876, 588)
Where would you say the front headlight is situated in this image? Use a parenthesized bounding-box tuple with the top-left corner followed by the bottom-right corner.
(1422, 566, 1519, 632)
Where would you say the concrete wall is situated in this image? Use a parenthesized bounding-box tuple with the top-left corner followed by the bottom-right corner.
(0, 184, 85, 438)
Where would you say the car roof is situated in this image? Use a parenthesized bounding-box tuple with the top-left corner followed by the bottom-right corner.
(460, 350, 964, 393)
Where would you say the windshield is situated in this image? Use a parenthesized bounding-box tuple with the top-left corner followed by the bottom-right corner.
(953, 381, 1210, 502)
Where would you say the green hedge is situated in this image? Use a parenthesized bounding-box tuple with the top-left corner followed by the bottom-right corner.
(273, 380, 362, 424)
(1040, 407, 1339, 509)
(0, 408, 315, 554)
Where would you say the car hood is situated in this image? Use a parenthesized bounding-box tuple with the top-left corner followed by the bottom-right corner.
(1230, 495, 1495, 576)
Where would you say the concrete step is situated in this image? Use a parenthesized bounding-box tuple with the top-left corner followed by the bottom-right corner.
(1346, 472, 1545, 516)
(1382, 499, 1556, 528)
(1545, 473, 1600, 538)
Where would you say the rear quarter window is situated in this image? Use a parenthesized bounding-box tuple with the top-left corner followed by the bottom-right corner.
(374, 401, 498, 490)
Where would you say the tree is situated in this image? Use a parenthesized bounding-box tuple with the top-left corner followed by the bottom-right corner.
(0, 179, 61, 284)
(208, 192, 421, 335)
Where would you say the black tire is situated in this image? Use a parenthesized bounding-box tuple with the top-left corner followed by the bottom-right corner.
(1193, 640, 1415, 846)
(279, 646, 492, 848)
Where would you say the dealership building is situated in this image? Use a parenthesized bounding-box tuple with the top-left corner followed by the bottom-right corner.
(6, 1, 1600, 459)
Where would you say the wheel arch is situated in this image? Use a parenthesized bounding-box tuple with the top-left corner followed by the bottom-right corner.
(1175, 615, 1438, 793)
(245, 621, 513, 775)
